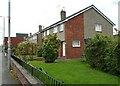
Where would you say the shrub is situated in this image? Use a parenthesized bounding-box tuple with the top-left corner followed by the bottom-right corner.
(15, 41, 38, 61)
(37, 48, 42, 57)
(41, 34, 60, 63)
(85, 34, 119, 75)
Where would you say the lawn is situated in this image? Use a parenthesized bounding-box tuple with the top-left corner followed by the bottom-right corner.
(29, 60, 119, 84)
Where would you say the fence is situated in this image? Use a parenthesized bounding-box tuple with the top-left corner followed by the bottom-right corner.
(11, 54, 65, 86)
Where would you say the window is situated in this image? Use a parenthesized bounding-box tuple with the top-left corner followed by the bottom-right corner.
(72, 41, 80, 47)
(59, 24, 64, 32)
(95, 24, 102, 32)
(44, 31, 46, 36)
(47, 30, 49, 35)
(53, 27, 57, 33)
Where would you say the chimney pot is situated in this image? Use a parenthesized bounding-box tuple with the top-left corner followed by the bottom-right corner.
(30, 33, 32, 36)
(60, 8, 66, 20)
(39, 25, 42, 32)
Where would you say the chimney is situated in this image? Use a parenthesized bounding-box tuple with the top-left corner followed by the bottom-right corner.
(39, 25, 42, 32)
(30, 33, 32, 36)
(60, 8, 66, 20)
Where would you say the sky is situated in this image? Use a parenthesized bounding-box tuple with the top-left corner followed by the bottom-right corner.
(0, 0, 119, 45)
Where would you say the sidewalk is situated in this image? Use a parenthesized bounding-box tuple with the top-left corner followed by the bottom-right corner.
(0, 51, 21, 85)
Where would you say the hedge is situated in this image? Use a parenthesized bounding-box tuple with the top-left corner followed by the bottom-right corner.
(85, 34, 120, 76)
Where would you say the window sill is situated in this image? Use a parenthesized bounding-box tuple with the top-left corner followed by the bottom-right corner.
(59, 30, 64, 33)
(72, 46, 80, 48)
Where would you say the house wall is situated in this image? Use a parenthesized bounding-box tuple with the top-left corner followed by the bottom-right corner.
(49, 28, 53, 34)
(84, 8, 113, 39)
(41, 24, 65, 41)
(65, 13, 84, 59)
(57, 24, 65, 41)
(4, 37, 24, 48)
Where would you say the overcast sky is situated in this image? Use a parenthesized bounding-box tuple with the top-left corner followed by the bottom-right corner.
(0, 0, 119, 45)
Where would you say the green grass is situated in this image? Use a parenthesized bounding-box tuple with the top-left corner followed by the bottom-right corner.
(29, 60, 119, 84)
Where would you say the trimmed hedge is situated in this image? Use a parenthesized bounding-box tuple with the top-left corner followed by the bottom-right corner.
(85, 34, 120, 76)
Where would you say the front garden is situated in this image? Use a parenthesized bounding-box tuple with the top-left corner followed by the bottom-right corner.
(10, 33, 120, 85)
(29, 60, 119, 84)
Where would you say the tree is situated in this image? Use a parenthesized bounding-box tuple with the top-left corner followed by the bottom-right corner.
(41, 34, 60, 63)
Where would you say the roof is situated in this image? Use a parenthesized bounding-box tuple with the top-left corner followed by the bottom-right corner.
(41, 5, 115, 32)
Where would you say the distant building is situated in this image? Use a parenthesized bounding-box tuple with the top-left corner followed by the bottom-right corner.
(27, 5, 115, 59)
(16, 33, 28, 38)
(25, 33, 38, 44)
(4, 33, 28, 48)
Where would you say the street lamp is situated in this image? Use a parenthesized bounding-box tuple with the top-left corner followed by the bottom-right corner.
(8, 0, 11, 70)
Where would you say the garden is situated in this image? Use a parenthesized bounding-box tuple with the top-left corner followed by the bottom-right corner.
(29, 60, 119, 84)
(11, 33, 120, 85)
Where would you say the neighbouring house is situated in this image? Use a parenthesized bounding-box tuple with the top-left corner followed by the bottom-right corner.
(16, 33, 28, 38)
(25, 32, 38, 44)
(4, 33, 28, 48)
(27, 5, 115, 59)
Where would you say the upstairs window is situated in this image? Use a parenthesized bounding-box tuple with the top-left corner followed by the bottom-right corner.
(72, 41, 80, 47)
(95, 24, 102, 32)
(53, 27, 57, 33)
(59, 24, 64, 32)
(47, 30, 49, 35)
(43, 31, 46, 37)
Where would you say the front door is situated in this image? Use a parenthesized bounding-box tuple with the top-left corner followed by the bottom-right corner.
(62, 42, 66, 56)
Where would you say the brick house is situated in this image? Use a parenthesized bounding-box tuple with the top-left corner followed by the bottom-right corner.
(32, 5, 115, 59)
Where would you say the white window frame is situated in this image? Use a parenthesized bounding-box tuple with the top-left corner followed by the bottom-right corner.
(72, 41, 80, 47)
(43, 31, 46, 37)
(95, 24, 102, 32)
(59, 24, 64, 32)
(47, 30, 50, 35)
(53, 27, 57, 33)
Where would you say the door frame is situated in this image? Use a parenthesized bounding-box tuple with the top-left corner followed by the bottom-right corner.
(62, 42, 66, 57)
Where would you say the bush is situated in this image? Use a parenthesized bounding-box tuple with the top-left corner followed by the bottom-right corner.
(37, 48, 42, 57)
(40, 34, 60, 63)
(15, 41, 38, 61)
(85, 34, 119, 75)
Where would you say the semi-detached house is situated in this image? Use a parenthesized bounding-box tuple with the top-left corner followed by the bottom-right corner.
(29, 5, 115, 59)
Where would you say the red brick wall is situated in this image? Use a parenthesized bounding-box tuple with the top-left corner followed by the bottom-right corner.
(4, 37, 24, 48)
(65, 13, 84, 59)
(58, 42, 62, 58)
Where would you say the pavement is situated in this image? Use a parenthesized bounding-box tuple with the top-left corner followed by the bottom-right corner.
(0, 49, 21, 85)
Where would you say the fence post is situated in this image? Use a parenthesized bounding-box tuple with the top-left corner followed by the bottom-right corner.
(31, 66, 33, 75)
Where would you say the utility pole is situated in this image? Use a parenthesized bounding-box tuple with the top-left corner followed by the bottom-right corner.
(118, 1, 120, 31)
(8, 0, 11, 70)
(3, 17, 5, 52)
